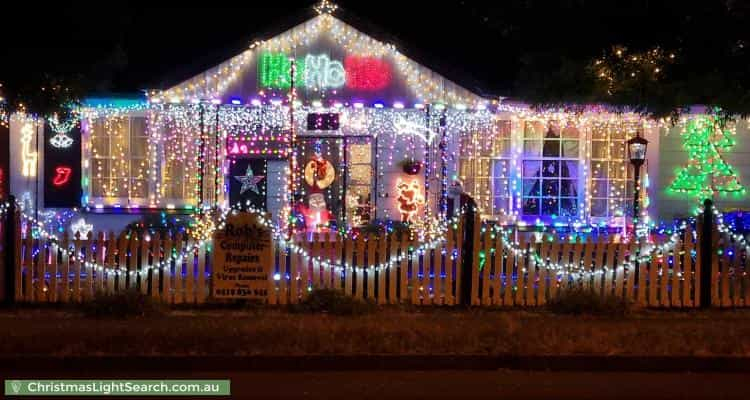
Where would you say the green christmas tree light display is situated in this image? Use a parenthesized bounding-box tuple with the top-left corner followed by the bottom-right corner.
(668, 116, 745, 200)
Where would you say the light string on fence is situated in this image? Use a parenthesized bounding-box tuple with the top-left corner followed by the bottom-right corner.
(490, 202, 748, 278)
(710, 204, 750, 257)
(13, 200, 456, 280)
(12, 198, 746, 282)
(490, 220, 689, 278)
(4, 197, 693, 281)
(192, 202, 453, 277)
(224, 201, 456, 278)
(15, 203, 215, 278)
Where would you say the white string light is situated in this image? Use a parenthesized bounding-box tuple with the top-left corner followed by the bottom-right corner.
(12, 199, 454, 280)
(491, 219, 688, 277)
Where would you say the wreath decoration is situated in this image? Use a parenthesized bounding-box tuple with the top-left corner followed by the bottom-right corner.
(304, 157, 336, 189)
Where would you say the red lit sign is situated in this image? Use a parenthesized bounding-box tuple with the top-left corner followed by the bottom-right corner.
(344, 56, 392, 91)
(52, 166, 73, 187)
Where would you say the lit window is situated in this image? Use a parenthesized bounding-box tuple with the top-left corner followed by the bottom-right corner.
(590, 121, 636, 220)
(459, 120, 511, 217)
(88, 116, 149, 203)
(521, 121, 580, 219)
(346, 138, 374, 226)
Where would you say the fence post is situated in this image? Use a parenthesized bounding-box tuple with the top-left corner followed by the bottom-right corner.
(2, 195, 16, 306)
(459, 195, 476, 306)
(700, 198, 713, 308)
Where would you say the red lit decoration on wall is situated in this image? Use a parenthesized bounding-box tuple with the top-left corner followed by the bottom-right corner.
(304, 157, 336, 190)
(52, 166, 73, 187)
(395, 178, 424, 223)
(44, 123, 81, 207)
(344, 56, 392, 91)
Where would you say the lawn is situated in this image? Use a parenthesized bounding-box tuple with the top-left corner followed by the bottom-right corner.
(2, 308, 750, 357)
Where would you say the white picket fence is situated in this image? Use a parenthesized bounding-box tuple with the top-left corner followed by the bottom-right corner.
(3, 211, 749, 307)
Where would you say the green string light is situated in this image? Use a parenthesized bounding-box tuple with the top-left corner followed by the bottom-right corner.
(668, 116, 745, 199)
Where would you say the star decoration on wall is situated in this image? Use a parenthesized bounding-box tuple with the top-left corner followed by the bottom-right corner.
(234, 166, 265, 195)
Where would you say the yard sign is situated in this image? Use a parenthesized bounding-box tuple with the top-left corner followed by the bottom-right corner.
(212, 212, 272, 300)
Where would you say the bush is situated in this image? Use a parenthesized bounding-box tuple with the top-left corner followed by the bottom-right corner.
(291, 289, 375, 316)
(82, 290, 166, 319)
(547, 287, 631, 316)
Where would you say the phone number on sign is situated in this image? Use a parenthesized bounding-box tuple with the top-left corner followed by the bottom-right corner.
(214, 288, 268, 297)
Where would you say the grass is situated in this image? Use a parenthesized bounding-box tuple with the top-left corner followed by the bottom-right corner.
(546, 287, 632, 316)
(2, 308, 750, 357)
(81, 290, 167, 319)
(290, 289, 376, 316)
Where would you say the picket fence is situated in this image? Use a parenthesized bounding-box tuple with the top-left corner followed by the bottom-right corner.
(472, 223, 702, 308)
(3, 211, 749, 307)
(712, 227, 750, 307)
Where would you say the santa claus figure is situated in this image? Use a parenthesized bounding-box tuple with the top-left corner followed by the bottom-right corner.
(395, 179, 424, 223)
(302, 192, 333, 232)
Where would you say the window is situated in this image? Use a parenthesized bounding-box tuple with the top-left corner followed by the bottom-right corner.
(160, 126, 200, 205)
(346, 138, 374, 226)
(590, 121, 635, 220)
(491, 120, 512, 215)
(89, 116, 149, 203)
(154, 106, 205, 208)
(458, 120, 512, 217)
(521, 121, 580, 219)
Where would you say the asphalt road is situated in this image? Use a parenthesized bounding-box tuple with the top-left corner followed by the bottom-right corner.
(3, 370, 749, 399)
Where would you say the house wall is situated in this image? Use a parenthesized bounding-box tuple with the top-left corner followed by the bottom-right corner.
(655, 117, 750, 221)
(8, 110, 748, 234)
(9, 115, 44, 211)
(9, 114, 142, 233)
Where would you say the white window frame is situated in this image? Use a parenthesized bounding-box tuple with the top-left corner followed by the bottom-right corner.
(85, 112, 150, 208)
(588, 121, 635, 225)
(517, 120, 584, 223)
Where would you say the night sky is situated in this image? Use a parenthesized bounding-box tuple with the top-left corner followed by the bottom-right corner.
(3, 1, 747, 99)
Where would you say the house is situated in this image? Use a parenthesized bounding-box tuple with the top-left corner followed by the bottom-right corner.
(1, 1, 748, 237)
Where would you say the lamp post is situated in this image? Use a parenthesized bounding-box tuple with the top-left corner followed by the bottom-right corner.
(627, 130, 649, 231)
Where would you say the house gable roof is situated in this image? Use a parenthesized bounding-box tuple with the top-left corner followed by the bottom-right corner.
(154, 7, 486, 107)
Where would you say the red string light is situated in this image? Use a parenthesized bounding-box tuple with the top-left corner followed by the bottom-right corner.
(344, 56, 392, 90)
